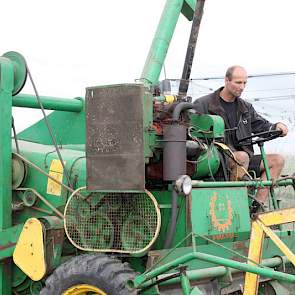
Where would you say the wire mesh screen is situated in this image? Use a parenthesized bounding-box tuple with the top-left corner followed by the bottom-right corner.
(64, 188, 160, 254)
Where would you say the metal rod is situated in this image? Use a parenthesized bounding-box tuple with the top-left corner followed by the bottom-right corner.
(178, 0, 206, 97)
(191, 179, 293, 188)
(259, 144, 278, 209)
(14, 153, 75, 194)
(13, 94, 83, 112)
(16, 188, 64, 219)
(142, 256, 290, 288)
(180, 269, 191, 295)
(133, 253, 295, 289)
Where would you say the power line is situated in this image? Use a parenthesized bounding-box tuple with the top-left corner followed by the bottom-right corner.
(244, 87, 295, 93)
(248, 95, 295, 102)
(190, 71, 295, 80)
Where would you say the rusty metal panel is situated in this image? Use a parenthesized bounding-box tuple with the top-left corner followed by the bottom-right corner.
(86, 84, 145, 191)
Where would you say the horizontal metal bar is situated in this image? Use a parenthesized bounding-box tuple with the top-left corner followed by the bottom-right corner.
(192, 179, 293, 188)
(13, 94, 83, 112)
(133, 252, 295, 289)
(142, 256, 290, 288)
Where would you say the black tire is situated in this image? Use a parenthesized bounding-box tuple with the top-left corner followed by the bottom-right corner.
(40, 254, 137, 295)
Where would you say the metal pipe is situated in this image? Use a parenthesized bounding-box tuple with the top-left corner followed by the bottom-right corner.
(164, 189, 178, 248)
(142, 256, 290, 288)
(192, 179, 293, 188)
(13, 94, 83, 112)
(259, 144, 279, 209)
(172, 102, 195, 121)
(180, 270, 191, 295)
(132, 253, 295, 289)
(140, 0, 184, 85)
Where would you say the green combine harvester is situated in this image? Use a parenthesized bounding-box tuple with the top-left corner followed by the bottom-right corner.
(1, 0, 295, 294)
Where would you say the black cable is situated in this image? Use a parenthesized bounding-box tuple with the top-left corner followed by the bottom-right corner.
(138, 272, 180, 294)
(68, 156, 85, 189)
(26, 64, 72, 188)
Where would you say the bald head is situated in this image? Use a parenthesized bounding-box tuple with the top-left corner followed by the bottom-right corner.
(221, 65, 248, 101)
(226, 65, 247, 81)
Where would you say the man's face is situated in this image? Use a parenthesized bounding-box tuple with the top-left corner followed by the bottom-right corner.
(225, 67, 248, 98)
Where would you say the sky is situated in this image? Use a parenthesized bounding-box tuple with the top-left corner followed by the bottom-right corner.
(1, 0, 295, 151)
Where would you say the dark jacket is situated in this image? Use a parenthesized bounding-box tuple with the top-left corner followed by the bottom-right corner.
(193, 87, 275, 156)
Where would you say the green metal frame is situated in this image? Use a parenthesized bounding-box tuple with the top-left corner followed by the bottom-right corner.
(0, 55, 14, 295)
(132, 243, 295, 293)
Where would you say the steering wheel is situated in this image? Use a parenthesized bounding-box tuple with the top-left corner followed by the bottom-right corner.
(238, 129, 282, 146)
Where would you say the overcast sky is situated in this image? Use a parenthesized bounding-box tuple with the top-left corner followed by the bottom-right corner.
(1, 0, 295, 131)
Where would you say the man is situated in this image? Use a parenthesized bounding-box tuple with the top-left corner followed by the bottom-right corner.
(194, 65, 288, 211)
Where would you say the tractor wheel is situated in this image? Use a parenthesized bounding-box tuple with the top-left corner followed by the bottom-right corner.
(40, 254, 137, 295)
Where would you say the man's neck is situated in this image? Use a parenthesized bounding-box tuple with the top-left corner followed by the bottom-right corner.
(220, 88, 236, 102)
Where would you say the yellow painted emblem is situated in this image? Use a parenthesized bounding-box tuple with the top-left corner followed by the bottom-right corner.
(13, 218, 46, 281)
(47, 159, 65, 196)
(209, 192, 233, 232)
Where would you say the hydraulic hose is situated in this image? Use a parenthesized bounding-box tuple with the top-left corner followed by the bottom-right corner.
(164, 188, 178, 248)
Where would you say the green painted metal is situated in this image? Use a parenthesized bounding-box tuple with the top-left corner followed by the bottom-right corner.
(140, 0, 197, 85)
(17, 109, 86, 145)
(143, 89, 157, 162)
(133, 251, 295, 289)
(180, 269, 191, 295)
(2, 52, 27, 96)
(192, 179, 293, 188)
(146, 231, 295, 273)
(0, 0, 294, 292)
(181, 0, 197, 20)
(152, 190, 188, 250)
(140, 255, 291, 288)
(0, 224, 24, 261)
(259, 144, 279, 210)
(140, 0, 187, 85)
(192, 145, 220, 179)
(0, 54, 15, 295)
(11, 140, 86, 224)
(189, 114, 225, 139)
(13, 94, 83, 112)
(190, 188, 250, 243)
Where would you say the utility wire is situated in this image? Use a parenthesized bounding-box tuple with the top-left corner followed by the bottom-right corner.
(191, 71, 295, 80)
(246, 95, 295, 102)
(244, 87, 295, 93)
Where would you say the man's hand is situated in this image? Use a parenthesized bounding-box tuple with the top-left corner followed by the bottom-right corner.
(276, 122, 288, 136)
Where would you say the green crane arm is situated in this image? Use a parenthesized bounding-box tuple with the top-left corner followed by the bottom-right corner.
(140, 0, 196, 86)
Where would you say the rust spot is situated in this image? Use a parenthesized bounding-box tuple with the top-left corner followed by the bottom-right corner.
(211, 232, 235, 240)
(233, 241, 249, 254)
(0, 241, 16, 251)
